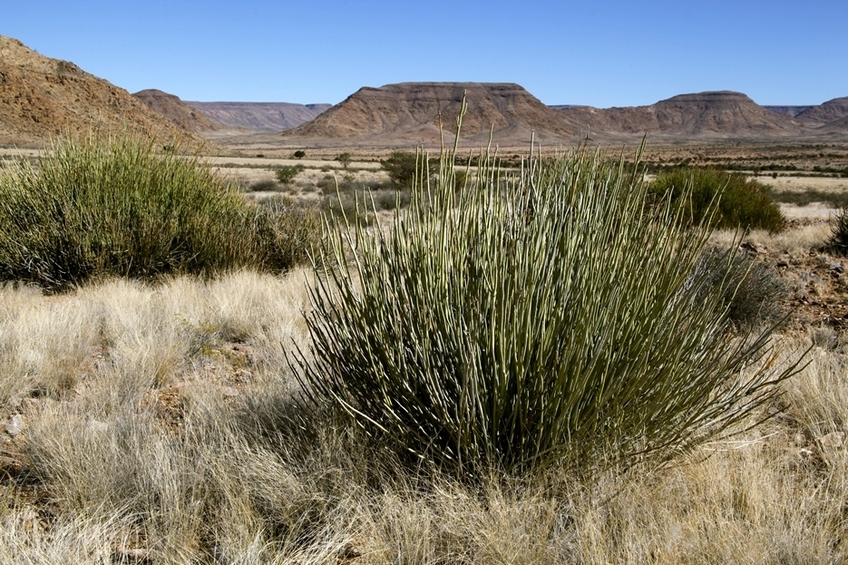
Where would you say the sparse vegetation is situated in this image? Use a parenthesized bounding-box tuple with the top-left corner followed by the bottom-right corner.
(650, 168, 787, 233)
(295, 143, 802, 476)
(2, 133, 845, 562)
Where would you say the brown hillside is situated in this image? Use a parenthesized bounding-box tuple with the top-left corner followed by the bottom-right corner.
(132, 89, 228, 133)
(185, 102, 331, 132)
(795, 96, 848, 126)
(557, 91, 802, 138)
(0, 35, 200, 147)
(284, 82, 576, 143)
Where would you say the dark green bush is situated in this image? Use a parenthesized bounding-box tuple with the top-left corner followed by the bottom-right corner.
(650, 168, 786, 233)
(827, 206, 848, 255)
(294, 143, 802, 477)
(275, 165, 303, 185)
(380, 151, 429, 188)
(0, 136, 315, 290)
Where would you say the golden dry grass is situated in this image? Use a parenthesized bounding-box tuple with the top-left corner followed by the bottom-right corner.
(1, 245, 847, 563)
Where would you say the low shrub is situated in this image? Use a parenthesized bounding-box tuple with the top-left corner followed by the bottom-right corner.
(691, 247, 788, 332)
(246, 179, 282, 193)
(827, 206, 848, 255)
(275, 165, 303, 185)
(0, 136, 315, 290)
(253, 198, 323, 269)
(294, 140, 802, 477)
(650, 168, 786, 233)
(380, 151, 429, 188)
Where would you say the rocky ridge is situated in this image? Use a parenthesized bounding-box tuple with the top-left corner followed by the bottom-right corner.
(0, 35, 199, 147)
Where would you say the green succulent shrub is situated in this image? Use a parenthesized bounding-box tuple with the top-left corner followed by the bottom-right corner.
(650, 168, 786, 233)
(827, 206, 848, 256)
(294, 138, 801, 476)
(0, 136, 315, 290)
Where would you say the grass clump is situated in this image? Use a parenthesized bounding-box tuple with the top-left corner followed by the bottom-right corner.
(651, 168, 786, 233)
(0, 136, 317, 290)
(294, 130, 802, 477)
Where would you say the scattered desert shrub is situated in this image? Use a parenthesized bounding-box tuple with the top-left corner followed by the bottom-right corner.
(380, 151, 429, 188)
(275, 165, 303, 185)
(827, 206, 848, 255)
(691, 247, 789, 332)
(651, 168, 786, 233)
(294, 139, 802, 477)
(246, 179, 282, 192)
(0, 136, 315, 290)
(253, 198, 323, 269)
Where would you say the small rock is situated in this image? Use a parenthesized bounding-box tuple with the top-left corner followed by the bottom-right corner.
(5, 414, 24, 436)
(777, 259, 789, 268)
(221, 386, 240, 398)
(829, 263, 844, 274)
(818, 431, 845, 450)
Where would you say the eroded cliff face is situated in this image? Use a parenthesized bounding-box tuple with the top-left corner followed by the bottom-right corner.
(0, 35, 199, 147)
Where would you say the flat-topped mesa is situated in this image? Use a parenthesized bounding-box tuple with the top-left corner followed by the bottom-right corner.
(0, 35, 201, 148)
(557, 91, 803, 138)
(284, 82, 576, 142)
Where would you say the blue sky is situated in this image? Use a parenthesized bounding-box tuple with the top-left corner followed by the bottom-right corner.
(4, 0, 846, 107)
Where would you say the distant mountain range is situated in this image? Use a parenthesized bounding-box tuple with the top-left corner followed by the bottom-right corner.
(1, 34, 846, 148)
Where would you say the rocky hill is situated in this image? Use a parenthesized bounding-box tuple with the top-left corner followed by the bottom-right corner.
(284, 82, 576, 144)
(0, 35, 198, 147)
(795, 97, 848, 127)
(185, 102, 331, 132)
(556, 91, 803, 139)
(132, 89, 229, 133)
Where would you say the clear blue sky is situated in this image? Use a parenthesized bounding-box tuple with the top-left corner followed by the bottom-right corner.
(4, 0, 846, 107)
